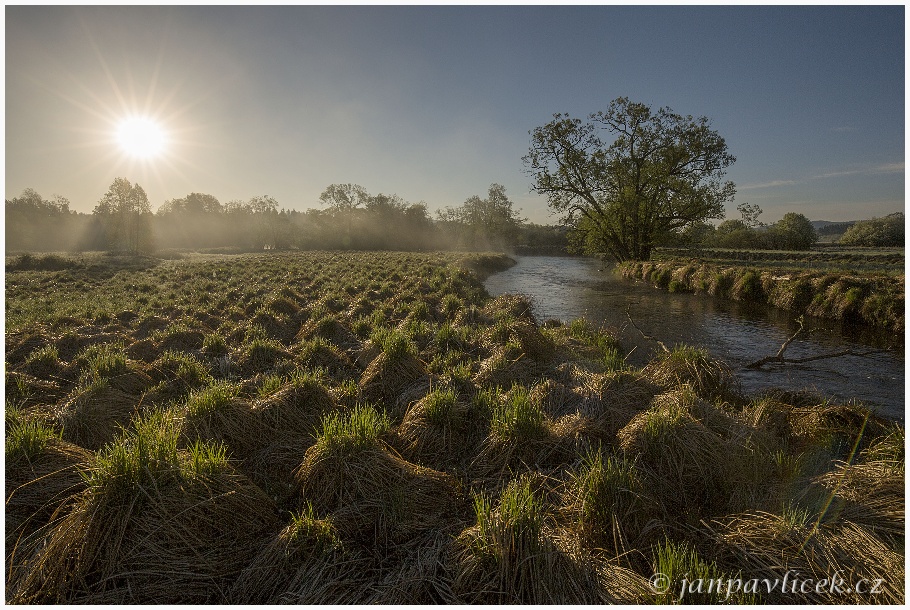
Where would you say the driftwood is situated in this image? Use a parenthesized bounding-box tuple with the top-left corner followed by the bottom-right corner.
(626, 308, 883, 371)
(625, 306, 669, 353)
(746, 316, 883, 369)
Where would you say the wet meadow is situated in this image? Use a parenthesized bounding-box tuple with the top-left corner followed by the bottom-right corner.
(5, 250, 904, 603)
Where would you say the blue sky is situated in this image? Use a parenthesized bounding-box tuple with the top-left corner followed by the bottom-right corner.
(5, 5, 904, 224)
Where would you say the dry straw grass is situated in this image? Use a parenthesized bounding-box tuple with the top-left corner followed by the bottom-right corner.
(562, 450, 660, 563)
(5, 420, 92, 555)
(451, 473, 649, 603)
(359, 333, 428, 415)
(229, 506, 373, 604)
(7, 411, 280, 604)
(295, 336, 358, 377)
(6, 371, 66, 410)
(296, 314, 360, 350)
(482, 293, 538, 324)
(642, 344, 739, 400)
(244, 371, 339, 496)
(471, 386, 609, 480)
(398, 387, 486, 469)
(294, 405, 466, 547)
(616, 388, 741, 517)
(473, 342, 544, 388)
(707, 509, 904, 604)
(813, 456, 904, 544)
(57, 381, 140, 450)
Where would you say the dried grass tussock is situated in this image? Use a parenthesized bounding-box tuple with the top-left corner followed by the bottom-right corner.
(229, 508, 373, 604)
(616, 391, 739, 516)
(7, 412, 280, 604)
(295, 406, 467, 546)
(451, 474, 649, 604)
(398, 388, 485, 468)
(5, 422, 92, 551)
(708, 510, 905, 604)
(6, 251, 903, 604)
(642, 344, 739, 400)
(359, 348, 428, 411)
(56, 382, 140, 451)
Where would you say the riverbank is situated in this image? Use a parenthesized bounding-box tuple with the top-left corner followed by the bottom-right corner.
(6, 251, 904, 603)
(618, 259, 904, 335)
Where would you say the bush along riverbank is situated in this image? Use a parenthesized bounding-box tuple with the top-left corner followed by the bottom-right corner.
(618, 260, 904, 334)
(5, 251, 904, 603)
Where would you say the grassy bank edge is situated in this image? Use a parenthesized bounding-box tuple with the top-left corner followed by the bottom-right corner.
(618, 260, 904, 334)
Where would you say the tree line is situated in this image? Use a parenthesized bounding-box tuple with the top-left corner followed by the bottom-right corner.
(10, 97, 894, 259)
(660, 203, 820, 250)
(5, 181, 562, 255)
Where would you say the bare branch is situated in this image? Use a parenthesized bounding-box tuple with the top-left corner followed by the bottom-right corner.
(625, 306, 669, 353)
(747, 317, 886, 369)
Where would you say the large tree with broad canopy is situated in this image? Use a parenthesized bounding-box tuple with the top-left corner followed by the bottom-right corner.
(524, 97, 736, 261)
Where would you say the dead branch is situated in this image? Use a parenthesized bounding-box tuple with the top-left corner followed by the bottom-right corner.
(625, 306, 669, 353)
(747, 316, 885, 369)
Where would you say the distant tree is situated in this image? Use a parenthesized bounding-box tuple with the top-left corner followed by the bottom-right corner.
(158, 192, 223, 215)
(319, 183, 369, 246)
(737, 202, 764, 228)
(249, 195, 282, 249)
(840, 213, 904, 247)
(437, 184, 524, 250)
(680, 221, 716, 247)
(154, 192, 226, 249)
(514, 223, 569, 255)
(93, 178, 152, 252)
(767, 212, 817, 250)
(524, 97, 736, 261)
(709, 219, 761, 249)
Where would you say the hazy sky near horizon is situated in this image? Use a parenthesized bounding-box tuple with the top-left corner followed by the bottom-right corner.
(5, 5, 905, 224)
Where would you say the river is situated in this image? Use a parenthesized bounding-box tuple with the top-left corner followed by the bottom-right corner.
(484, 256, 905, 421)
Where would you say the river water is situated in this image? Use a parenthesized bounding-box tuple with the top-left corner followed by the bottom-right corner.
(484, 256, 905, 421)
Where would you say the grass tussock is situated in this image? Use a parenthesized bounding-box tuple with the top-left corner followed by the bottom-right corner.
(452, 473, 647, 603)
(707, 509, 904, 603)
(7, 410, 280, 604)
(295, 405, 465, 546)
(359, 332, 428, 416)
(616, 391, 738, 517)
(229, 505, 372, 604)
(57, 380, 140, 451)
(642, 344, 739, 400)
(563, 450, 659, 561)
(398, 387, 486, 469)
(6, 417, 92, 550)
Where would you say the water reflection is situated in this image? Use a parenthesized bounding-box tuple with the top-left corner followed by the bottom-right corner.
(485, 256, 904, 420)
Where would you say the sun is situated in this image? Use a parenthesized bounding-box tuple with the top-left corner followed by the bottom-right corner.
(116, 116, 167, 159)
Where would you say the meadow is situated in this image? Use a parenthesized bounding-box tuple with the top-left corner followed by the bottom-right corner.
(5, 250, 904, 603)
(619, 247, 905, 334)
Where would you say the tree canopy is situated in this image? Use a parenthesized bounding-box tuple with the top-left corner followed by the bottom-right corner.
(524, 97, 736, 261)
(840, 213, 904, 247)
(436, 184, 525, 251)
(767, 212, 817, 250)
(93, 178, 152, 253)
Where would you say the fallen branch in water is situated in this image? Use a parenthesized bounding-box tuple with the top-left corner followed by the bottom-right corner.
(625, 306, 669, 353)
(747, 316, 884, 369)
